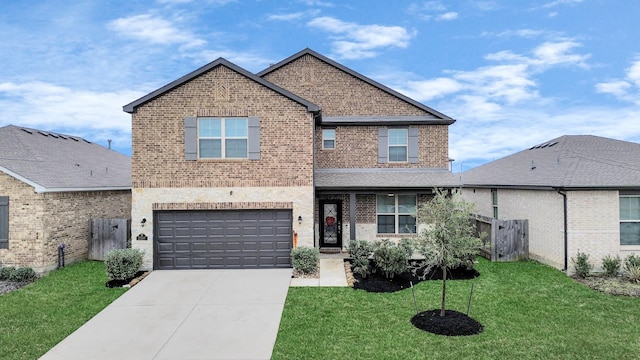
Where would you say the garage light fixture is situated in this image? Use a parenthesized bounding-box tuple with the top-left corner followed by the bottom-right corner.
(298, 216, 302, 224)
(141, 218, 147, 227)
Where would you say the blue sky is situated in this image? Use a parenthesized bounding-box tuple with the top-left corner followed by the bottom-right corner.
(1, 0, 639, 172)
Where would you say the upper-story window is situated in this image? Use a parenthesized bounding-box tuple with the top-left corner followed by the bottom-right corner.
(620, 195, 640, 245)
(322, 129, 335, 149)
(198, 117, 248, 158)
(388, 128, 408, 162)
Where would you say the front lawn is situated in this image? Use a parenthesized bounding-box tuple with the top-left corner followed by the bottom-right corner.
(0, 261, 126, 360)
(273, 259, 640, 359)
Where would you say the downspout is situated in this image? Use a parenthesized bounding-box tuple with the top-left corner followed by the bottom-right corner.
(557, 189, 568, 271)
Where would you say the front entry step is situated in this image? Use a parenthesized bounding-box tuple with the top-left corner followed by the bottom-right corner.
(319, 247, 342, 254)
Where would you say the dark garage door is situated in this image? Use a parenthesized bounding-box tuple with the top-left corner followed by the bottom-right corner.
(154, 209, 292, 270)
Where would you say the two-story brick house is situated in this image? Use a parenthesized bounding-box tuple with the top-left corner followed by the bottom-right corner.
(124, 48, 458, 270)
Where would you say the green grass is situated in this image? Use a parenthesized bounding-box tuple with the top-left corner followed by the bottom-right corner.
(274, 259, 640, 359)
(0, 261, 126, 360)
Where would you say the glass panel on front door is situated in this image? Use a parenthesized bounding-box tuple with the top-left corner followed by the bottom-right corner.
(323, 203, 338, 244)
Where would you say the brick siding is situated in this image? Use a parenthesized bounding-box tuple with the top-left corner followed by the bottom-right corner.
(0, 172, 131, 272)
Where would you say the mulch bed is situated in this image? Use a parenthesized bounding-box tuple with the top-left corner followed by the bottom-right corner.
(411, 309, 483, 336)
(105, 271, 149, 288)
(349, 259, 479, 293)
(348, 259, 483, 336)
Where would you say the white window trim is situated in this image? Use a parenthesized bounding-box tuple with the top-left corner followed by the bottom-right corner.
(322, 128, 336, 150)
(620, 195, 640, 246)
(491, 189, 498, 219)
(198, 117, 248, 159)
(376, 194, 417, 234)
(388, 128, 408, 162)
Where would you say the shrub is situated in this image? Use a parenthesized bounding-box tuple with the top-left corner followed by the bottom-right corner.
(571, 251, 593, 278)
(348, 239, 374, 278)
(624, 254, 640, 283)
(9, 267, 37, 283)
(373, 239, 409, 279)
(0, 266, 16, 281)
(105, 248, 145, 281)
(398, 238, 415, 259)
(291, 247, 319, 274)
(601, 255, 621, 277)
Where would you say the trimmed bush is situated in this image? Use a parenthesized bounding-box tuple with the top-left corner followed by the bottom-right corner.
(398, 238, 415, 259)
(373, 239, 409, 279)
(624, 254, 640, 283)
(601, 255, 621, 277)
(571, 251, 593, 278)
(105, 248, 145, 281)
(0, 266, 16, 281)
(291, 247, 319, 274)
(348, 239, 374, 278)
(9, 267, 37, 283)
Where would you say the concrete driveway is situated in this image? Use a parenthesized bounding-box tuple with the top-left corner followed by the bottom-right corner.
(40, 268, 292, 360)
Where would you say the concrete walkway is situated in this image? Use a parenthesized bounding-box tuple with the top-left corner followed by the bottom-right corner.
(40, 269, 292, 360)
(290, 252, 349, 287)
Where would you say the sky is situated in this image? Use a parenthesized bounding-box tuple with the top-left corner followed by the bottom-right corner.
(1, 0, 640, 172)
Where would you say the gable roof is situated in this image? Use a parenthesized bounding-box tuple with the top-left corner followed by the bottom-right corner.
(123, 57, 321, 114)
(462, 135, 640, 190)
(0, 125, 131, 192)
(257, 48, 455, 124)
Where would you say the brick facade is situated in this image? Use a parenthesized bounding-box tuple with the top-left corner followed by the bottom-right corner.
(0, 172, 131, 272)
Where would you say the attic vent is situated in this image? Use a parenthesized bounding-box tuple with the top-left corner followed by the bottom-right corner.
(69, 137, 79, 142)
(38, 131, 49, 137)
(20, 128, 33, 134)
(58, 134, 67, 139)
(49, 133, 59, 138)
(529, 141, 558, 150)
(82, 139, 91, 144)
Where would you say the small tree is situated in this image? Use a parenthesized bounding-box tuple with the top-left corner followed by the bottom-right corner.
(414, 188, 483, 317)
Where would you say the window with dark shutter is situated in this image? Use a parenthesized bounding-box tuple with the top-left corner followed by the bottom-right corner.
(0, 196, 8, 249)
(184, 117, 260, 160)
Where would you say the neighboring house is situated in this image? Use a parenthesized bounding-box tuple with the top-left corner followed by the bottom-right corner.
(123, 48, 458, 270)
(0, 125, 131, 272)
(461, 135, 640, 272)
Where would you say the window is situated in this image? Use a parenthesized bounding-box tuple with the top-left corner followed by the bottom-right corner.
(491, 189, 498, 219)
(322, 129, 335, 149)
(198, 118, 248, 158)
(388, 129, 408, 162)
(377, 194, 416, 234)
(0, 196, 8, 249)
(620, 195, 640, 245)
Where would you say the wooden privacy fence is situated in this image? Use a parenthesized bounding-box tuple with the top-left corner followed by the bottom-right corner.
(474, 215, 529, 262)
(89, 218, 131, 260)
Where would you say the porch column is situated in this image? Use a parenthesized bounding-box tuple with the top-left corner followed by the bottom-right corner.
(350, 192, 356, 240)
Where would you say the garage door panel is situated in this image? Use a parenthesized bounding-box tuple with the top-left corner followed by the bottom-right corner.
(154, 209, 293, 270)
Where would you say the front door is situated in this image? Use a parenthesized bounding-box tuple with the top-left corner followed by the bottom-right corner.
(320, 200, 342, 248)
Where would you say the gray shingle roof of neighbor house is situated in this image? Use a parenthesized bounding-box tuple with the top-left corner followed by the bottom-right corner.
(257, 48, 456, 125)
(315, 168, 461, 190)
(122, 57, 321, 114)
(0, 125, 131, 193)
(461, 135, 640, 189)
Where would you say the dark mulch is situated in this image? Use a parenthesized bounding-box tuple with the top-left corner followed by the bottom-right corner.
(105, 271, 146, 288)
(411, 309, 483, 336)
(350, 260, 479, 293)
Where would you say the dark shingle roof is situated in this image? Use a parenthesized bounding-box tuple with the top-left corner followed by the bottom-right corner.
(0, 125, 131, 192)
(315, 168, 460, 190)
(462, 135, 640, 189)
(123, 57, 320, 114)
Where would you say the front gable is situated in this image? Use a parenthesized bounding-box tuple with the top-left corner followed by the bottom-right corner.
(126, 60, 320, 188)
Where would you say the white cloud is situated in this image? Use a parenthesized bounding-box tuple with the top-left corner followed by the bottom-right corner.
(307, 17, 415, 59)
(437, 12, 458, 21)
(268, 10, 321, 21)
(595, 58, 640, 105)
(108, 14, 205, 49)
(402, 78, 463, 101)
(541, 0, 583, 8)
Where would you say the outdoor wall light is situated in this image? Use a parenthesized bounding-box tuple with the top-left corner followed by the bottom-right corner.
(141, 218, 147, 227)
(298, 216, 302, 224)
(388, 193, 395, 197)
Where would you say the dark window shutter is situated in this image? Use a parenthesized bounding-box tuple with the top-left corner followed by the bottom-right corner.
(248, 116, 260, 160)
(184, 117, 197, 160)
(378, 127, 388, 163)
(408, 127, 419, 163)
(0, 196, 8, 249)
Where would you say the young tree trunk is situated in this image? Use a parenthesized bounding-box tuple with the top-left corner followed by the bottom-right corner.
(441, 264, 447, 317)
